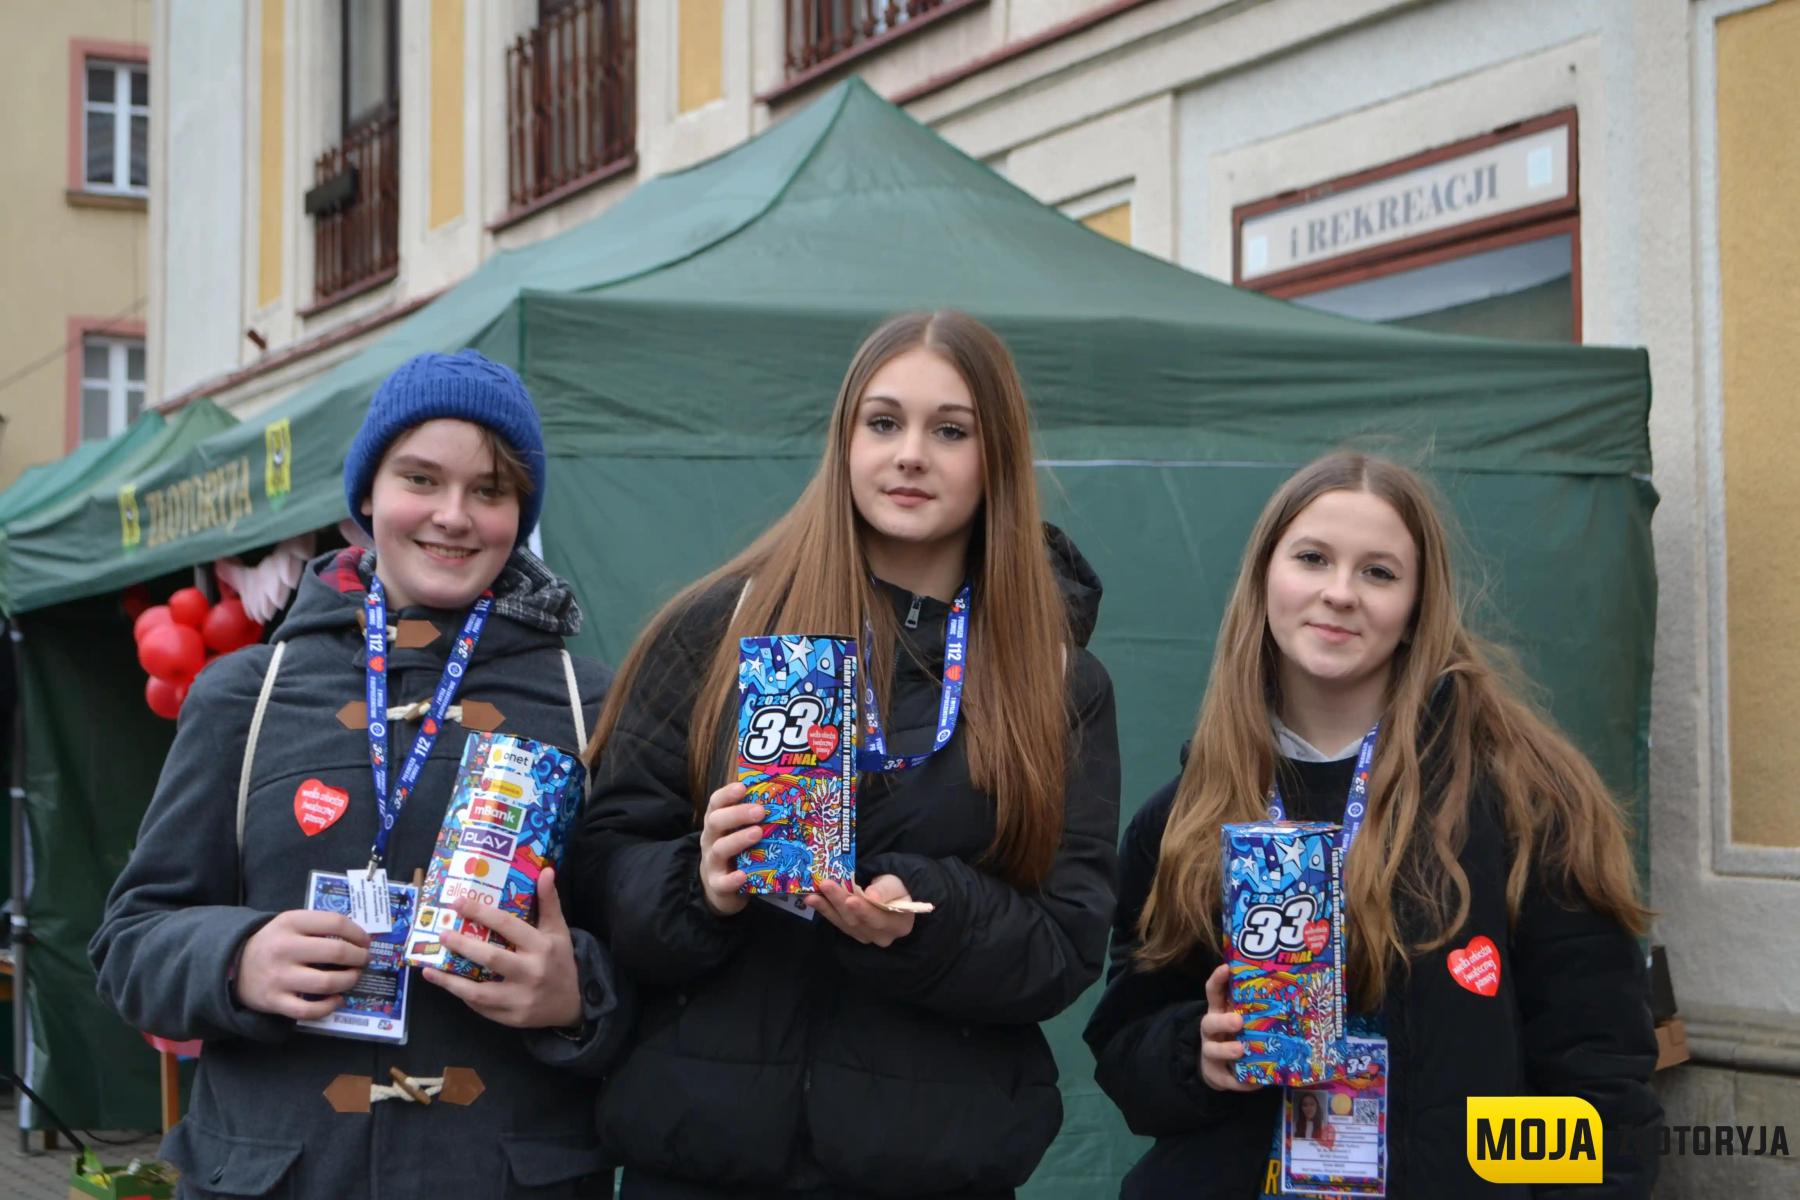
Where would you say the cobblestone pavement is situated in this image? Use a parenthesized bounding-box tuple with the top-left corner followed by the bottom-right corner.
(0, 1089, 163, 1200)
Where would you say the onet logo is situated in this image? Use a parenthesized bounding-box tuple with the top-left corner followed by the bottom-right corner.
(1467, 1097, 1603, 1184)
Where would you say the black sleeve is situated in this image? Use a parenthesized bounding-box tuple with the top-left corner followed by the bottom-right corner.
(1513, 866, 1661, 1199)
(1082, 776, 1274, 1136)
(521, 925, 636, 1075)
(832, 651, 1121, 1025)
(88, 648, 293, 1044)
(565, 587, 746, 988)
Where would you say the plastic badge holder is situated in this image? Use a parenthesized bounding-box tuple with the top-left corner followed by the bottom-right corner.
(403, 732, 583, 979)
(1223, 820, 1346, 1086)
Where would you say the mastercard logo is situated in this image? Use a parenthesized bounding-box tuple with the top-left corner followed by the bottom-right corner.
(462, 856, 491, 878)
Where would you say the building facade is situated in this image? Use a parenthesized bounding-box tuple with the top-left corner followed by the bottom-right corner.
(0, 0, 153, 489)
(150, 1, 1800, 1192)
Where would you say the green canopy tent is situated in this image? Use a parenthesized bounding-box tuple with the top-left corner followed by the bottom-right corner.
(0, 401, 235, 1134)
(1, 79, 1653, 1193)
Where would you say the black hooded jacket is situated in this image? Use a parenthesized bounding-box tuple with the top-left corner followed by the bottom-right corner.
(567, 527, 1121, 1198)
(1083, 700, 1660, 1200)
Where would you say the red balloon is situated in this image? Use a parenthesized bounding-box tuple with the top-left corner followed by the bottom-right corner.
(138, 623, 206, 683)
(134, 605, 174, 642)
(168, 588, 211, 629)
(201, 597, 263, 654)
(122, 584, 152, 620)
(145, 676, 183, 720)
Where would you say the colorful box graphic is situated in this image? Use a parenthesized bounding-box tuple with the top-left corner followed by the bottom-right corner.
(1223, 821, 1346, 1086)
(733, 635, 858, 894)
(402, 732, 583, 980)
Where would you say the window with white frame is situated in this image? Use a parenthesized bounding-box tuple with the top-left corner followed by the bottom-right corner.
(84, 59, 149, 195)
(80, 336, 145, 442)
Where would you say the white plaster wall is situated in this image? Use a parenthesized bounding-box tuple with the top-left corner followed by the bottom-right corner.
(637, 0, 756, 177)
(1001, 92, 1176, 258)
(409, 0, 484, 295)
(159, 0, 246, 398)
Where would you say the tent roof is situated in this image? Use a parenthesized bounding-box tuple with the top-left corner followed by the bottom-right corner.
(0, 77, 1649, 614)
(0, 400, 235, 613)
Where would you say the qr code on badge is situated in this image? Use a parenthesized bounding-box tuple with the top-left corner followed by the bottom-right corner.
(1353, 1099, 1380, 1124)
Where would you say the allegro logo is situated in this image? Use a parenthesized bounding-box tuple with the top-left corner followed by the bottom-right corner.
(1467, 1097, 1602, 1184)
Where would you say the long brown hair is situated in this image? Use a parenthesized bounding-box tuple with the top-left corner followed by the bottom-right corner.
(585, 311, 1073, 888)
(1137, 452, 1648, 1006)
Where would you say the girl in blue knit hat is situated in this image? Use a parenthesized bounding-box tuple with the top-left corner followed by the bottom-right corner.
(93, 349, 627, 1200)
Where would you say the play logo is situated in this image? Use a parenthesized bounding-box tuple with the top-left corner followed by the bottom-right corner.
(1467, 1097, 1602, 1183)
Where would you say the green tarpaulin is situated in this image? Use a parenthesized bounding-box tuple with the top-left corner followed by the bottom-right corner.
(0, 79, 1653, 1193)
(2, 404, 233, 1131)
(0, 401, 235, 613)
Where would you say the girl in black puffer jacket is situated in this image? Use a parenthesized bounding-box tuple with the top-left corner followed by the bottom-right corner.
(1083, 451, 1659, 1199)
(569, 310, 1120, 1199)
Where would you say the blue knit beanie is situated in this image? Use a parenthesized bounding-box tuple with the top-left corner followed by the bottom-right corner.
(343, 349, 546, 544)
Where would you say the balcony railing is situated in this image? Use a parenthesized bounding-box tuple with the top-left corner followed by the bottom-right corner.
(306, 108, 400, 307)
(782, 0, 970, 78)
(504, 0, 636, 215)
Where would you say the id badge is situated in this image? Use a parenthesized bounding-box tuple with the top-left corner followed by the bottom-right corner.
(296, 870, 417, 1044)
(1280, 1036, 1388, 1196)
(757, 892, 817, 921)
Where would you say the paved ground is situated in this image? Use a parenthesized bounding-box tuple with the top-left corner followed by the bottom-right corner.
(0, 1089, 163, 1199)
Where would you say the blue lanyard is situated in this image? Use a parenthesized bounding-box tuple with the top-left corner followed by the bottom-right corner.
(856, 583, 971, 773)
(363, 574, 491, 867)
(1266, 722, 1380, 854)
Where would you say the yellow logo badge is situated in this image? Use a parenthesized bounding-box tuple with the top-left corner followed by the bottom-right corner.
(118, 484, 141, 549)
(1467, 1096, 1602, 1184)
(265, 418, 292, 503)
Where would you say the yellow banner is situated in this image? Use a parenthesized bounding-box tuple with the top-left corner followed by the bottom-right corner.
(1467, 1096, 1603, 1184)
(118, 457, 256, 550)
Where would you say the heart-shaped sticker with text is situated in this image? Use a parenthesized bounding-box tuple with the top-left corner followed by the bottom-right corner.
(1448, 934, 1501, 996)
(293, 779, 348, 837)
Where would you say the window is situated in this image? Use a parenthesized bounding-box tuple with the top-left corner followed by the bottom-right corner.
(342, 0, 396, 134)
(80, 336, 146, 442)
(84, 59, 149, 195)
(303, 0, 400, 307)
(500, 0, 637, 220)
(1293, 232, 1574, 343)
(777, 0, 983, 83)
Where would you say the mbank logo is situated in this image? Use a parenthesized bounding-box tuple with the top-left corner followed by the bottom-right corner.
(1467, 1097, 1602, 1184)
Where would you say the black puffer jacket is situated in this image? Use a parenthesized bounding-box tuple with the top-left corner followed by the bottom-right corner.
(1083, 725, 1660, 1199)
(569, 527, 1120, 1199)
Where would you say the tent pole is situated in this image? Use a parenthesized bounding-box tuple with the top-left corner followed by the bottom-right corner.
(8, 619, 27, 1154)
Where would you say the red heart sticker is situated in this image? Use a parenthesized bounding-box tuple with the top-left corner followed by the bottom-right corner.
(1448, 934, 1502, 996)
(1302, 919, 1330, 955)
(808, 725, 840, 757)
(945, 664, 962, 682)
(293, 779, 349, 836)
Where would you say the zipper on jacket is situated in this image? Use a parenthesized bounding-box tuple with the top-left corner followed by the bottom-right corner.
(904, 593, 924, 629)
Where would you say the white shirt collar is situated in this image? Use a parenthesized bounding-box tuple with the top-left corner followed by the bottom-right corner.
(1270, 712, 1363, 763)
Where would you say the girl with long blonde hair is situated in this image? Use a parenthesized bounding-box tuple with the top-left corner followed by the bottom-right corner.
(1084, 451, 1659, 1199)
(569, 310, 1120, 1199)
